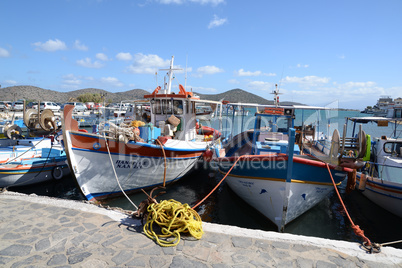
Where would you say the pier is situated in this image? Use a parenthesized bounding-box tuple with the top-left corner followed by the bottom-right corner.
(0, 191, 401, 267)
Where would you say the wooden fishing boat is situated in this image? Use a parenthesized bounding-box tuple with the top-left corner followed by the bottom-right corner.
(62, 56, 223, 201)
(215, 104, 353, 231)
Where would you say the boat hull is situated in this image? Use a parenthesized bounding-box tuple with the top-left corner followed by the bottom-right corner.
(356, 173, 402, 217)
(65, 131, 205, 201)
(218, 155, 348, 229)
(0, 161, 69, 188)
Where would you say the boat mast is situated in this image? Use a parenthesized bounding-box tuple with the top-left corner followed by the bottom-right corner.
(160, 56, 182, 94)
(166, 56, 174, 94)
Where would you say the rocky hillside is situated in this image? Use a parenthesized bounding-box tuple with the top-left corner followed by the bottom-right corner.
(0, 86, 150, 103)
(0, 85, 300, 105)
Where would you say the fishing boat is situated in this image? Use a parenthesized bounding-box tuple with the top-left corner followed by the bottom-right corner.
(0, 148, 69, 188)
(62, 56, 223, 201)
(347, 117, 402, 217)
(214, 103, 353, 231)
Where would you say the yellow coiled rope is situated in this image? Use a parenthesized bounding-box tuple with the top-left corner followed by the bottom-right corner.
(143, 199, 203, 247)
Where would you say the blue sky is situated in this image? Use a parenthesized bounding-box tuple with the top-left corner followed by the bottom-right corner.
(0, 0, 401, 109)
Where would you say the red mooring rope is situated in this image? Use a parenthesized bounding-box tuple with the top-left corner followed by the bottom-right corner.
(325, 163, 372, 246)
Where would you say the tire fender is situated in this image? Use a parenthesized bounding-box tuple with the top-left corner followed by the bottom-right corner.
(52, 166, 64, 180)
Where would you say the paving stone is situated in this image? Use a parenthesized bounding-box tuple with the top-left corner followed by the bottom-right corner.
(101, 235, 123, 247)
(296, 257, 315, 268)
(8, 254, 44, 268)
(125, 256, 148, 267)
(68, 252, 92, 264)
(44, 238, 67, 254)
(81, 258, 109, 268)
(16, 236, 38, 244)
(35, 238, 50, 251)
(0, 244, 32, 256)
(111, 250, 134, 265)
(137, 244, 163, 255)
(52, 228, 73, 241)
(170, 255, 209, 268)
(316, 260, 337, 268)
(2, 233, 22, 240)
(0, 256, 14, 265)
(71, 233, 88, 246)
(150, 255, 169, 267)
(47, 254, 67, 266)
(231, 236, 253, 248)
(64, 209, 80, 216)
(271, 241, 290, 249)
(73, 226, 85, 233)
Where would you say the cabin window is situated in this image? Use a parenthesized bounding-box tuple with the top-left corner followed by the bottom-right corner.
(162, 99, 173, 114)
(383, 142, 402, 155)
(153, 100, 162, 114)
(173, 100, 183, 115)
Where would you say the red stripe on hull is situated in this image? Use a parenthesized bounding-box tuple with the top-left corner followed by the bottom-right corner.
(70, 132, 203, 158)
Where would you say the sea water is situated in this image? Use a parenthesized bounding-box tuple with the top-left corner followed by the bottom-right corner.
(11, 109, 402, 248)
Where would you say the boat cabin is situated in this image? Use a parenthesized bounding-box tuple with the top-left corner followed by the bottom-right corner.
(251, 107, 300, 155)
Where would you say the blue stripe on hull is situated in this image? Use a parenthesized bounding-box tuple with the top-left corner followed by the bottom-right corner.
(219, 160, 345, 184)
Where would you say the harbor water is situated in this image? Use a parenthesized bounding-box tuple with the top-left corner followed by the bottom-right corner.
(9, 109, 402, 249)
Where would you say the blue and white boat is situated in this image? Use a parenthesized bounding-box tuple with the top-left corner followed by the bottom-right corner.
(215, 104, 353, 231)
(0, 148, 69, 188)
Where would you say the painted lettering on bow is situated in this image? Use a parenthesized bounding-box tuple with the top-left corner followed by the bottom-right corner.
(115, 160, 143, 169)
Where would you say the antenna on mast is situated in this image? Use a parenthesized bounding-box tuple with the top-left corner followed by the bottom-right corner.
(185, 54, 188, 90)
(270, 84, 283, 107)
(159, 56, 182, 94)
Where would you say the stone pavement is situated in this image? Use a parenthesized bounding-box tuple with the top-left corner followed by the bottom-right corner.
(0, 191, 401, 267)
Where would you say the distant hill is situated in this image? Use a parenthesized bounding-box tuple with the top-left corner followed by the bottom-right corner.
(0, 85, 301, 105)
(195, 88, 301, 106)
(0, 86, 151, 103)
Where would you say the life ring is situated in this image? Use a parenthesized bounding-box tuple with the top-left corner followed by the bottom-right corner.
(52, 166, 64, 180)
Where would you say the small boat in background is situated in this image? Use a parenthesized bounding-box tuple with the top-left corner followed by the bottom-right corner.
(347, 117, 402, 217)
(0, 148, 69, 188)
(0, 105, 69, 188)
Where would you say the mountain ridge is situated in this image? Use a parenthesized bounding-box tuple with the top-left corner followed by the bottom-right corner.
(0, 85, 301, 105)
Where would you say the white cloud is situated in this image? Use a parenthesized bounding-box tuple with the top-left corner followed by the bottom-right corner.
(127, 53, 170, 74)
(96, 53, 109, 61)
(338, 54, 345, 59)
(76, 57, 104, 68)
(5, 80, 17, 85)
(116, 52, 133, 61)
(339, 81, 376, 89)
(0, 47, 10, 57)
(73, 40, 88, 51)
(248, 81, 275, 91)
(62, 74, 82, 85)
(208, 15, 227, 29)
(33, 39, 67, 52)
(196, 65, 224, 77)
(101, 77, 124, 87)
(282, 75, 330, 87)
(235, 69, 261, 77)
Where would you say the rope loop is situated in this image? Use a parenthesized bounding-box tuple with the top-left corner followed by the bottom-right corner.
(143, 199, 203, 247)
